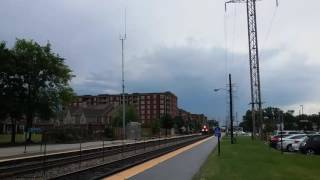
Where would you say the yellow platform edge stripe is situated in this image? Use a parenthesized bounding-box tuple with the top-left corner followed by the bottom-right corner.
(104, 136, 214, 180)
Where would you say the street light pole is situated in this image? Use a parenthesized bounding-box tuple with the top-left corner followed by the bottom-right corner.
(121, 37, 126, 141)
(300, 105, 304, 115)
(120, 10, 127, 142)
(300, 105, 305, 130)
(213, 74, 234, 145)
(229, 74, 234, 144)
(280, 111, 284, 154)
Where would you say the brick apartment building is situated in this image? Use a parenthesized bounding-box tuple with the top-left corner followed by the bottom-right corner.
(72, 91, 178, 125)
(178, 108, 208, 126)
(191, 113, 208, 125)
(178, 108, 191, 123)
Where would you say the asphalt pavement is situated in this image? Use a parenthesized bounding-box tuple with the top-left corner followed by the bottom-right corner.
(129, 136, 217, 180)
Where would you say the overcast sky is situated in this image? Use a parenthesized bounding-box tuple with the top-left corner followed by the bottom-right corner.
(1, 0, 320, 123)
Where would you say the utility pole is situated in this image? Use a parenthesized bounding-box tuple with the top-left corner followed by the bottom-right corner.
(318, 112, 320, 132)
(225, 0, 279, 139)
(120, 9, 127, 141)
(229, 74, 234, 144)
(279, 110, 284, 154)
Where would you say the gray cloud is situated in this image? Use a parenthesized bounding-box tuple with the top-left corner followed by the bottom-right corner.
(1, 0, 320, 122)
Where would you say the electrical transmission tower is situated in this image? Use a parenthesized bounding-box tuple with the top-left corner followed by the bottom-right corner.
(225, 0, 278, 139)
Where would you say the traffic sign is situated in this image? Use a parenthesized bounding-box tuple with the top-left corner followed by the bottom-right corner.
(27, 128, 42, 133)
(214, 127, 221, 137)
(214, 127, 221, 156)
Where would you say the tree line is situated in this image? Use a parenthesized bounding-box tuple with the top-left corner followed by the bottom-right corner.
(109, 107, 207, 137)
(240, 107, 320, 133)
(0, 39, 75, 143)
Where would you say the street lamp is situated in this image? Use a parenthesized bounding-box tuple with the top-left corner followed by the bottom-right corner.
(299, 105, 306, 131)
(214, 73, 234, 144)
(300, 105, 304, 115)
(213, 88, 228, 134)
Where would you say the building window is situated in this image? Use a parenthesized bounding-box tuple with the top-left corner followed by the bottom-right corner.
(141, 100, 145, 105)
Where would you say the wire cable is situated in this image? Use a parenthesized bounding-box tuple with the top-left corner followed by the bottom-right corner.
(230, 5, 237, 63)
(261, 6, 278, 53)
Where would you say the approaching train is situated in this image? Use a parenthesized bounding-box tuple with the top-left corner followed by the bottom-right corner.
(201, 125, 210, 135)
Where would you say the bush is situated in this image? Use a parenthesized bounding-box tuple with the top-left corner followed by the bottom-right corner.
(46, 128, 84, 143)
(104, 127, 114, 139)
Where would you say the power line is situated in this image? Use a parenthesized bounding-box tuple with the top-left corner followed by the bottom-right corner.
(225, 0, 280, 139)
(230, 5, 238, 62)
(261, 6, 278, 52)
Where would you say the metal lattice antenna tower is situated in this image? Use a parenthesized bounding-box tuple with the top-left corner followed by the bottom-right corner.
(225, 0, 278, 139)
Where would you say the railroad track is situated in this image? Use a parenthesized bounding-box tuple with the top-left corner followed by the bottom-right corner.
(0, 134, 207, 179)
(53, 135, 208, 180)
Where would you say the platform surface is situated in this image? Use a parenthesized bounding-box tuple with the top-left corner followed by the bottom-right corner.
(128, 136, 217, 180)
(0, 139, 135, 161)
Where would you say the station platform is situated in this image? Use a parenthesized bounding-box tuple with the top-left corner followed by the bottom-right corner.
(0, 139, 135, 161)
(105, 136, 217, 180)
(0, 134, 199, 162)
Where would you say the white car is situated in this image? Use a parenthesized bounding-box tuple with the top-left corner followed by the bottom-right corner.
(273, 130, 301, 136)
(277, 134, 307, 152)
(235, 131, 246, 135)
(292, 136, 309, 151)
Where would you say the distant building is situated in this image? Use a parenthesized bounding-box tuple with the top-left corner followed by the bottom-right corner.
(72, 91, 178, 126)
(178, 108, 191, 123)
(191, 113, 208, 125)
(62, 104, 114, 125)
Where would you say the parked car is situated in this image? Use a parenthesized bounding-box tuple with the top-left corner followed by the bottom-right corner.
(235, 131, 246, 136)
(304, 131, 317, 135)
(269, 135, 290, 148)
(276, 134, 306, 152)
(273, 130, 301, 136)
(292, 136, 309, 151)
(300, 135, 320, 155)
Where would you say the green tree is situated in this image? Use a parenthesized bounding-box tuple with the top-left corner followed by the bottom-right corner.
(283, 111, 297, 130)
(0, 39, 75, 142)
(160, 114, 173, 136)
(173, 116, 184, 133)
(151, 119, 160, 135)
(0, 42, 25, 143)
(111, 105, 137, 127)
(240, 110, 255, 132)
(208, 119, 219, 128)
